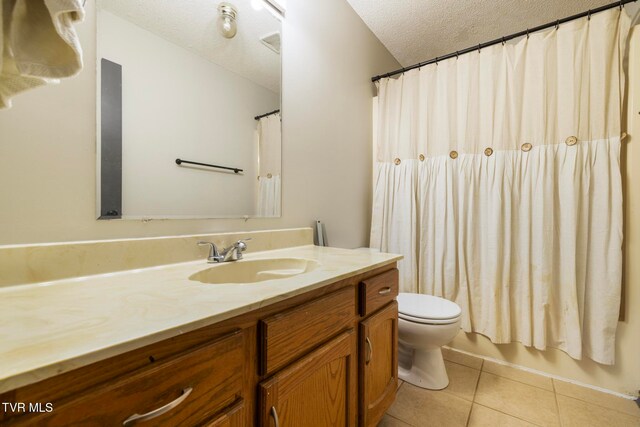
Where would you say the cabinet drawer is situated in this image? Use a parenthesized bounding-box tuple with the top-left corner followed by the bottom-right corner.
(359, 269, 399, 317)
(21, 330, 245, 427)
(260, 286, 356, 375)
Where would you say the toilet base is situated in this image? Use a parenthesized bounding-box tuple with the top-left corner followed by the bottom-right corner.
(398, 343, 449, 390)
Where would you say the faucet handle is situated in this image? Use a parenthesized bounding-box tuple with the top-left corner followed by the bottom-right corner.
(234, 238, 251, 252)
(222, 238, 251, 261)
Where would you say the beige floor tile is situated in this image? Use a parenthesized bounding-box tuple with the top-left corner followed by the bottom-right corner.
(387, 382, 472, 427)
(468, 404, 537, 427)
(553, 380, 640, 418)
(474, 372, 559, 426)
(442, 361, 481, 401)
(377, 414, 413, 427)
(397, 379, 404, 389)
(556, 395, 640, 427)
(482, 360, 553, 391)
(442, 347, 484, 370)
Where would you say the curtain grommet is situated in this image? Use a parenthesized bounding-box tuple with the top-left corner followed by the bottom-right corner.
(267, 173, 273, 179)
(394, 158, 401, 165)
(419, 154, 425, 161)
(565, 136, 578, 146)
(449, 151, 458, 159)
(484, 148, 493, 157)
(521, 143, 532, 152)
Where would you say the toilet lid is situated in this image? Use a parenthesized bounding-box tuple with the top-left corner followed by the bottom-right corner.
(397, 293, 462, 320)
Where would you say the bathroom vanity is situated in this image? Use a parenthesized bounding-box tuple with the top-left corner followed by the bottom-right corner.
(0, 231, 401, 426)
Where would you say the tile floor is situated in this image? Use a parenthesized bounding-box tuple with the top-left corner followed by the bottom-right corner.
(379, 348, 640, 427)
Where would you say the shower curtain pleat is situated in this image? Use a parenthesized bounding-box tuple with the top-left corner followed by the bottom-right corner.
(256, 113, 281, 217)
(371, 9, 629, 364)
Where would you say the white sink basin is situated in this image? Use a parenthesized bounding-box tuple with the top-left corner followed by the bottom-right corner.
(189, 258, 320, 284)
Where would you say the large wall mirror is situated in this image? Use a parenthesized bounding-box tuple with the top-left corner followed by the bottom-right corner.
(97, 0, 282, 220)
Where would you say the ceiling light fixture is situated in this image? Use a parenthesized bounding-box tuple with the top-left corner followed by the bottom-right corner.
(217, 2, 238, 39)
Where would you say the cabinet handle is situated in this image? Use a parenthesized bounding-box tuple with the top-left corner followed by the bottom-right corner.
(122, 387, 193, 426)
(365, 337, 373, 365)
(270, 406, 280, 427)
(378, 287, 391, 295)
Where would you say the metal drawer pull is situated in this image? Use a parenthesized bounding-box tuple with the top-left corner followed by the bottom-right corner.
(270, 406, 280, 427)
(122, 387, 193, 426)
(378, 287, 392, 295)
(365, 337, 373, 365)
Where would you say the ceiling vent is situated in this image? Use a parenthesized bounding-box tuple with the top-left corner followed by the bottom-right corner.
(260, 32, 280, 54)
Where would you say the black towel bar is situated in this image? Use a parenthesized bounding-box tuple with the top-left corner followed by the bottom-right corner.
(175, 158, 243, 174)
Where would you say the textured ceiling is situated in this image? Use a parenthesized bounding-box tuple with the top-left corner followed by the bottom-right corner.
(99, 0, 281, 92)
(346, 0, 638, 67)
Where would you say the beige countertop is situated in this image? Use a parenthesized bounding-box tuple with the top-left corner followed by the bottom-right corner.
(0, 244, 401, 394)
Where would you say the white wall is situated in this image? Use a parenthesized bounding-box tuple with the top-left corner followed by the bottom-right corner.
(0, 0, 400, 246)
(98, 11, 278, 217)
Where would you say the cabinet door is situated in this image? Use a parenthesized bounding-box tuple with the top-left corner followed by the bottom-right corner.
(259, 330, 357, 427)
(359, 301, 398, 427)
(203, 399, 244, 427)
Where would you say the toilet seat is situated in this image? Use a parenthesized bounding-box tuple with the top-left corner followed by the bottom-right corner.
(399, 312, 460, 325)
(398, 293, 462, 325)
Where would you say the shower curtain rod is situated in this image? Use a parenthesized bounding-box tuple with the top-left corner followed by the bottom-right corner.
(371, 0, 637, 82)
(254, 109, 280, 120)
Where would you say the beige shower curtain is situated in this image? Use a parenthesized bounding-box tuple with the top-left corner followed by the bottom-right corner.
(371, 9, 630, 364)
(256, 113, 281, 217)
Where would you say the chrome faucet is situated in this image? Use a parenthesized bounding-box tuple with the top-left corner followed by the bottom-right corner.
(198, 238, 251, 263)
(198, 241, 223, 263)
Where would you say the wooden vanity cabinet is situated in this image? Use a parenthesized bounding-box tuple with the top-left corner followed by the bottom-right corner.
(0, 264, 398, 427)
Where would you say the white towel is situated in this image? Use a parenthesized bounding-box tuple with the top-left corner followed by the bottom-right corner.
(0, 0, 84, 109)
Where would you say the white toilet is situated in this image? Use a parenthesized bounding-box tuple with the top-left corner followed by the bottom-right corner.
(397, 292, 462, 390)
